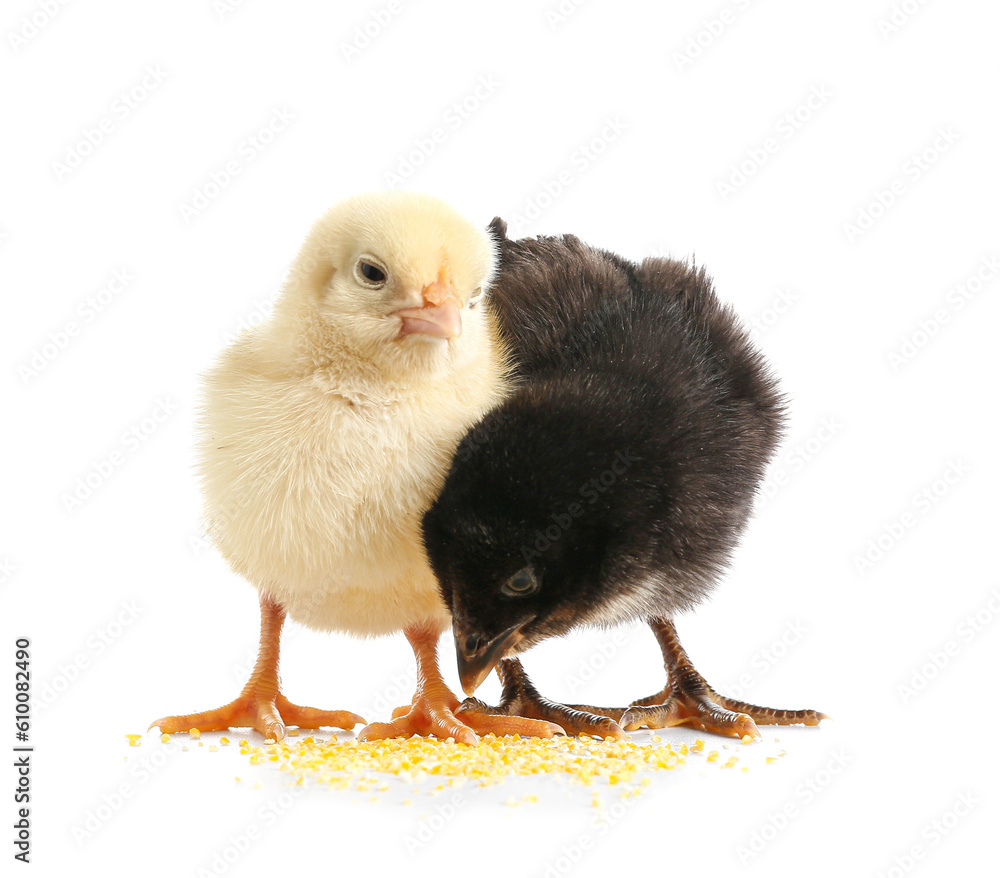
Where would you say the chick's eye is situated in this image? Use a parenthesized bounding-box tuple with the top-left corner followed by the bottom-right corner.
(359, 261, 386, 284)
(468, 287, 483, 309)
(501, 567, 539, 598)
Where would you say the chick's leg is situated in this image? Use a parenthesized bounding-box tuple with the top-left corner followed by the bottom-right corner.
(455, 658, 627, 741)
(604, 619, 828, 738)
(358, 625, 564, 745)
(149, 595, 364, 742)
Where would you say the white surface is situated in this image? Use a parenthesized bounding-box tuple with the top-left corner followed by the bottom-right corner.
(2, 0, 997, 875)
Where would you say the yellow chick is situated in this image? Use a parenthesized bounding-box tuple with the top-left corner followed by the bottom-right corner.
(150, 193, 559, 744)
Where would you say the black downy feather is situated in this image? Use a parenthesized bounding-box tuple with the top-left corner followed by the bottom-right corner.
(422, 218, 786, 653)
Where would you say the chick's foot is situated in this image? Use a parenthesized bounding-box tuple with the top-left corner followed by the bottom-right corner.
(149, 691, 363, 742)
(618, 619, 828, 738)
(361, 691, 561, 745)
(455, 658, 626, 741)
(149, 595, 363, 742)
(358, 626, 563, 745)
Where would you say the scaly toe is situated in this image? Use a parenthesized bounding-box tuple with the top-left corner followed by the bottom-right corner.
(455, 701, 566, 739)
(618, 707, 648, 732)
(357, 712, 479, 746)
(357, 720, 404, 743)
(274, 697, 365, 731)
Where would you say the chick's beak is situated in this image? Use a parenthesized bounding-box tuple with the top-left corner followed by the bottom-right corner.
(454, 621, 526, 696)
(395, 262, 463, 340)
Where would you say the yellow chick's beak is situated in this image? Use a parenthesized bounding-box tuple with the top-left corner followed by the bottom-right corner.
(395, 262, 463, 340)
(395, 301, 462, 340)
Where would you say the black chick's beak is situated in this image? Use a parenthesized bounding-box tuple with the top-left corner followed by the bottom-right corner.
(454, 621, 526, 696)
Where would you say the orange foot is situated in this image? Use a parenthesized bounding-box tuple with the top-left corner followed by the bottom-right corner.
(359, 691, 562, 746)
(150, 595, 364, 742)
(357, 625, 564, 745)
(150, 689, 364, 742)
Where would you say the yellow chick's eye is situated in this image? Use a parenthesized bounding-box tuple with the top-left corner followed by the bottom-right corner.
(468, 287, 484, 309)
(501, 567, 539, 598)
(357, 259, 386, 285)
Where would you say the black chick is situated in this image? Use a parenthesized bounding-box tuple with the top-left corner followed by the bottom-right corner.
(421, 219, 828, 739)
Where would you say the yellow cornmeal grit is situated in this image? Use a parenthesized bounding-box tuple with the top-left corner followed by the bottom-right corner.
(239, 734, 699, 793)
(124, 730, 784, 802)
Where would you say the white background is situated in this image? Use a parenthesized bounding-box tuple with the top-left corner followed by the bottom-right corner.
(2, 0, 997, 875)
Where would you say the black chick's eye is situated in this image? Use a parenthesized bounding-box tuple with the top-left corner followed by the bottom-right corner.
(359, 261, 386, 284)
(501, 567, 539, 598)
